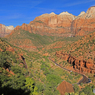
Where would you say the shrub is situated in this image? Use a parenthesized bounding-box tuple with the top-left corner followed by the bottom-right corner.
(73, 84, 79, 93)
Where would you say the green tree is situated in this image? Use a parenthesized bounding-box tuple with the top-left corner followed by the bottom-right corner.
(65, 92, 69, 95)
(80, 92, 87, 95)
(73, 84, 79, 93)
(36, 82, 44, 93)
(8, 74, 26, 90)
(46, 74, 62, 87)
(82, 85, 94, 95)
(0, 52, 11, 69)
(25, 77, 38, 95)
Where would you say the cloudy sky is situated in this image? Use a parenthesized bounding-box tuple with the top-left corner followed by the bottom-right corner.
(0, 0, 95, 27)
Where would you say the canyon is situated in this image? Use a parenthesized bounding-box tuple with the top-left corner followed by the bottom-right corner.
(1, 6, 95, 75)
(56, 51, 95, 74)
(0, 4, 95, 95)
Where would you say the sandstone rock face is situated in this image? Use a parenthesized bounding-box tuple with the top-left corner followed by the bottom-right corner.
(13, 11, 75, 37)
(34, 11, 75, 27)
(10, 6, 95, 37)
(56, 51, 95, 74)
(0, 24, 14, 37)
(1, 6, 94, 38)
(72, 6, 95, 36)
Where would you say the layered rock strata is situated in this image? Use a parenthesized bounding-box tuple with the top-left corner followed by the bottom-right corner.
(0, 24, 14, 37)
(13, 11, 75, 37)
(72, 6, 95, 36)
(55, 51, 95, 74)
(9, 6, 95, 37)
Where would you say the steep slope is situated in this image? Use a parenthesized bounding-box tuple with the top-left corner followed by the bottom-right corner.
(33, 12, 75, 27)
(0, 38, 41, 95)
(55, 31, 95, 74)
(0, 38, 76, 95)
(0, 24, 14, 37)
(6, 29, 61, 51)
(72, 6, 95, 36)
(9, 11, 75, 37)
(8, 6, 95, 38)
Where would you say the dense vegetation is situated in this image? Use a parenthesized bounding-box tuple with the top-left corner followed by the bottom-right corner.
(0, 37, 86, 95)
(1, 31, 95, 95)
(5, 29, 60, 49)
(65, 84, 95, 95)
(0, 38, 37, 95)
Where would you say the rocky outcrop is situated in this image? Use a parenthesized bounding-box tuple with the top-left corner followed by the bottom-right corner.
(14, 23, 32, 33)
(34, 11, 75, 27)
(12, 11, 75, 37)
(6, 47, 15, 52)
(56, 51, 95, 74)
(57, 81, 74, 95)
(0, 24, 14, 37)
(9, 6, 95, 37)
(72, 6, 95, 36)
(21, 56, 27, 69)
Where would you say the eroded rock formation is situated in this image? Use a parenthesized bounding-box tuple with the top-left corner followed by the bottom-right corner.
(9, 6, 95, 37)
(72, 6, 95, 36)
(0, 24, 14, 37)
(56, 51, 95, 74)
(13, 12, 74, 37)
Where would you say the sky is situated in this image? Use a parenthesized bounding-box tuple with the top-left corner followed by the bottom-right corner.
(0, 0, 95, 27)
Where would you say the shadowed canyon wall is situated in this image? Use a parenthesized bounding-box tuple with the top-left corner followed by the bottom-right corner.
(56, 51, 95, 74)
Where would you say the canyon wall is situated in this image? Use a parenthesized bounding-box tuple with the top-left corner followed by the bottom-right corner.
(72, 6, 95, 36)
(55, 51, 95, 74)
(9, 6, 95, 37)
(13, 12, 74, 37)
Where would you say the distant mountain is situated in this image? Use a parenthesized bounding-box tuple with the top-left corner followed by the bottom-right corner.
(72, 6, 95, 36)
(4, 6, 95, 51)
(12, 11, 74, 37)
(0, 24, 14, 37)
(8, 6, 95, 37)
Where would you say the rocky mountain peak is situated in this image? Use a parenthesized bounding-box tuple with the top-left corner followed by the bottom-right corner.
(86, 6, 95, 18)
(5, 25, 14, 30)
(39, 13, 49, 17)
(4, 6, 95, 37)
(59, 11, 72, 15)
(78, 11, 85, 16)
(59, 11, 75, 20)
(87, 6, 95, 13)
(0, 24, 14, 37)
(40, 12, 56, 17)
(50, 12, 56, 15)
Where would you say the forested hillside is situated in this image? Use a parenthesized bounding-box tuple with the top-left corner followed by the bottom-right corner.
(0, 37, 88, 95)
(0, 38, 38, 95)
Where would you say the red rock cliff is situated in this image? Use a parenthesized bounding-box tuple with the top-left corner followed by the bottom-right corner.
(56, 51, 95, 74)
(71, 6, 95, 36)
(8, 6, 95, 37)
